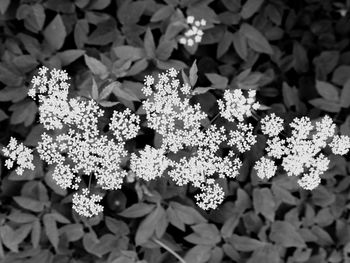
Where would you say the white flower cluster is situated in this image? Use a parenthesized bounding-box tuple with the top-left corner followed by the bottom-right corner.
(4, 66, 350, 216)
(72, 188, 103, 217)
(179, 16, 206, 46)
(218, 90, 260, 122)
(254, 114, 350, 190)
(25, 66, 138, 216)
(137, 69, 250, 209)
(2, 137, 35, 175)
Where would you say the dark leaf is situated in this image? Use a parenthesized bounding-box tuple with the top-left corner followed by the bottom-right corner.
(309, 98, 341, 113)
(189, 60, 198, 87)
(185, 223, 221, 245)
(240, 23, 273, 55)
(232, 32, 248, 60)
(151, 5, 174, 22)
(170, 201, 207, 225)
(332, 65, 350, 86)
(293, 42, 309, 73)
(217, 30, 234, 59)
(315, 80, 339, 102)
(0, 0, 10, 14)
(241, 0, 264, 19)
(113, 46, 145, 61)
(59, 224, 84, 242)
(119, 203, 156, 218)
(228, 234, 266, 251)
(341, 79, 350, 108)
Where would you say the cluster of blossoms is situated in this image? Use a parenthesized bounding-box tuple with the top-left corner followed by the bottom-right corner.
(2, 137, 35, 175)
(3, 66, 350, 216)
(179, 16, 206, 46)
(4, 66, 140, 217)
(255, 114, 350, 190)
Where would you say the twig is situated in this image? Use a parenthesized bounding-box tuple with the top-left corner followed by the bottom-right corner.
(152, 237, 186, 263)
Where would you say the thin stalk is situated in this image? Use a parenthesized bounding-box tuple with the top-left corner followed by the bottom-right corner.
(152, 237, 186, 263)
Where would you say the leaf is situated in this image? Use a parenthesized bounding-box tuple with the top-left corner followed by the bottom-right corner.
(313, 51, 339, 80)
(113, 46, 145, 61)
(252, 188, 276, 221)
(151, 5, 174, 22)
(0, 0, 10, 14)
(310, 225, 334, 246)
(315, 80, 339, 102)
(43, 214, 59, 249)
(26, 4, 46, 32)
(241, 0, 264, 19)
(110, 81, 140, 102)
(309, 98, 341, 113)
(57, 49, 85, 66)
(83, 232, 119, 257)
(341, 79, 350, 108)
(59, 224, 84, 242)
(189, 60, 198, 87)
(84, 55, 109, 79)
(126, 59, 148, 76)
(205, 73, 228, 90)
(293, 42, 309, 73)
(271, 183, 297, 205)
(170, 201, 207, 225)
(105, 217, 129, 237)
(167, 206, 185, 231)
(228, 234, 266, 251)
(332, 65, 350, 86)
(185, 223, 221, 245)
(247, 244, 280, 263)
(144, 28, 156, 59)
(135, 205, 165, 245)
(31, 219, 41, 248)
(119, 203, 156, 218)
(74, 19, 89, 48)
(184, 245, 212, 263)
(217, 30, 234, 59)
(311, 186, 335, 207)
(9, 100, 37, 126)
(240, 23, 273, 55)
(13, 196, 45, 212)
(269, 221, 306, 248)
(0, 224, 32, 252)
(43, 14, 66, 50)
(0, 63, 23, 86)
(156, 39, 175, 61)
(232, 32, 248, 60)
(0, 109, 8, 122)
(91, 77, 99, 100)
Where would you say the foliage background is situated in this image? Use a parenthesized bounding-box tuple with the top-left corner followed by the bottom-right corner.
(1, 0, 350, 262)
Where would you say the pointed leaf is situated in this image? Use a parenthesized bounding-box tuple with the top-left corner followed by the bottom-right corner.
(43, 14, 66, 50)
(309, 98, 341, 113)
(189, 60, 198, 87)
(341, 79, 350, 108)
(229, 234, 266, 251)
(43, 214, 59, 249)
(241, 0, 264, 19)
(144, 28, 156, 59)
(119, 203, 156, 218)
(270, 221, 306, 248)
(84, 55, 109, 79)
(232, 32, 248, 60)
(240, 23, 273, 55)
(315, 80, 339, 102)
(252, 188, 275, 221)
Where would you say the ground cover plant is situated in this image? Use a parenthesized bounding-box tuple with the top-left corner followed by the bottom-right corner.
(1, 0, 350, 263)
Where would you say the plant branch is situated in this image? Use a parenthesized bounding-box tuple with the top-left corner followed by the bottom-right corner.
(152, 237, 186, 263)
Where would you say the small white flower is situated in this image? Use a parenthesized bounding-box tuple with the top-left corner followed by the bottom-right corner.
(179, 37, 187, 45)
(187, 38, 194, 46)
(194, 35, 202, 43)
(329, 135, 350, 155)
(194, 20, 200, 27)
(260, 113, 284, 137)
(72, 190, 104, 217)
(254, 157, 277, 179)
(187, 16, 195, 24)
(195, 179, 225, 210)
(2, 137, 35, 175)
(200, 19, 206, 26)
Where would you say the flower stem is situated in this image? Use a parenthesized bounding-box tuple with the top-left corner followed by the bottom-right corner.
(151, 237, 186, 263)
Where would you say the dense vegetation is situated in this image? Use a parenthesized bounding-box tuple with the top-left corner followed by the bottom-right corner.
(1, 0, 350, 262)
